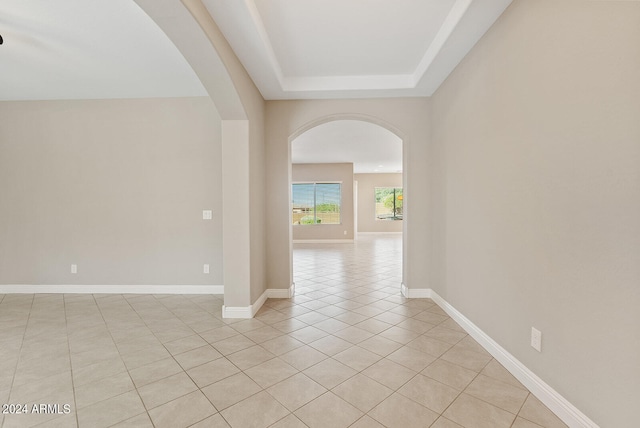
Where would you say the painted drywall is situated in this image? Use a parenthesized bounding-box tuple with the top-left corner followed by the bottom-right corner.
(265, 98, 431, 292)
(429, 1, 640, 426)
(183, 0, 268, 307)
(292, 163, 354, 240)
(355, 173, 403, 233)
(0, 97, 223, 287)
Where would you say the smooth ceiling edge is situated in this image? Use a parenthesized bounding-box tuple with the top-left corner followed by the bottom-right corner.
(244, 0, 473, 94)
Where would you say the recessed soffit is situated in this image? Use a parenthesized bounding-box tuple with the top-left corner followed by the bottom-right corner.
(202, 0, 513, 99)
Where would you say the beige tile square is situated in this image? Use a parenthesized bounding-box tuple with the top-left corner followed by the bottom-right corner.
(267, 373, 327, 411)
(406, 335, 453, 358)
(314, 318, 350, 333)
(294, 392, 363, 428)
(280, 345, 328, 370)
(187, 357, 240, 388)
(396, 318, 435, 334)
(295, 311, 330, 325)
(110, 413, 154, 428)
(333, 311, 369, 325)
(243, 326, 284, 343)
(128, 357, 184, 388)
(439, 318, 466, 333)
(289, 326, 329, 344)
(202, 372, 262, 410)
(260, 335, 304, 356)
(173, 345, 222, 371)
(424, 325, 468, 345)
(211, 335, 256, 355)
(480, 359, 526, 390)
(422, 358, 477, 390)
(332, 374, 393, 412)
(440, 346, 492, 372)
(369, 393, 439, 428)
(308, 335, 353, 356)
(454, 335, 491, 356)
(431, 417, 464, 428)
(271, 318, 308, 333)
(189, 413, 231, 428)
(315, 305, 346, 318)
(230, 318, 267, 333)
(349, 415, 386, 428)
(511, 417, 546, 428)
(221, 391, 290, 428)
(226, 345, 275, 370)
(386, 346, 437, 372)
(362, 358, 417, 390)
(354, 318, 393, 334)
(200, 326, 239, 344)
(163, 334, 208, 355)
(244, 357, 298, 388)
(74, 370, 135, 409)
(72, 357, 127, 388)
(9, 370, 73, 404)
(518, 395, 568, 428)
(352, 305, 385, 318)
(398, 374, 460, 413)
(413, 310, 449, 325)
(333, 346, 383, 371)
(332, 326, 374, 344)
(120, 345, 171, 371)
(379, 325, 420, 344)
(465, 374, 529, 414)
(138, 372, 198, 409)
(255, 309, 291, 325)
(443, 393, 516, 428)
(77, 391, 146, 428)
(148, 390, 216, 428)
(269, 414, 307, 428)
(358, 335, 403, 356)
(303, 358, 357, 389)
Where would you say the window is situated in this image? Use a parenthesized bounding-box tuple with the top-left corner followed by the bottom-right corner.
(292, 183, 341, 225)
(375, 187, 403, 220)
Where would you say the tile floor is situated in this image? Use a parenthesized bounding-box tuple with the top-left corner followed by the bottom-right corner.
(0, 234, 567, 428)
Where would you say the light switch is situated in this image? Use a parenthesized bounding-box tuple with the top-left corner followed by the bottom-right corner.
(202, 210, 212, 220)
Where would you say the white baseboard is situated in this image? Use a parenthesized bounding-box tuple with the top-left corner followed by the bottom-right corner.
(293, 239, 354, 244)
(401, 283, 432, 298)
(0, 284, 224, 294)
(222, 283, 295, 319)
(429, 289, 599, 428)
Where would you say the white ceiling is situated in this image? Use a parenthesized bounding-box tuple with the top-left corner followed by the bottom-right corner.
(292, 120, 402, 174)
(1, 0, 512, 169)
(0, 0, 206, 101)
(203, 0, 513, 99)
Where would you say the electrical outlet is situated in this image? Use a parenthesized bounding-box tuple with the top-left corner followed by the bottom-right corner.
(531, 327, 542, 352)
(344, 230, 347, 235)
(202, 210, 212, 220)
(203, 264, 210, 274)
(71, 264, 77, 274)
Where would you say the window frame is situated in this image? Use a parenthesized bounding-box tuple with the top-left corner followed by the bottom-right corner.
(292, 181, 342, 226)
(374, 186, 403, 221)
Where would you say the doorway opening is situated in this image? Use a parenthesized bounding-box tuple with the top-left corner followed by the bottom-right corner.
(289, 119, 404, 298)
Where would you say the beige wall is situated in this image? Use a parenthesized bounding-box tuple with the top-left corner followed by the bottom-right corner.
(430, 1, 640, 426)
(184, 0, 268, 306)
(0, 97, 223, 287)
(265, 98, 431, 292)
(355, 173, 403, 233)
(292, 163, 354, 240)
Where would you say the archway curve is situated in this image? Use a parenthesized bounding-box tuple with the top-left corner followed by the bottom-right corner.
(289, 113, 407, 145)
(288, 113, 408, 295)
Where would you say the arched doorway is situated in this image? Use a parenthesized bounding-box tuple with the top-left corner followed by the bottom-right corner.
(289, 117, 406, 298)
